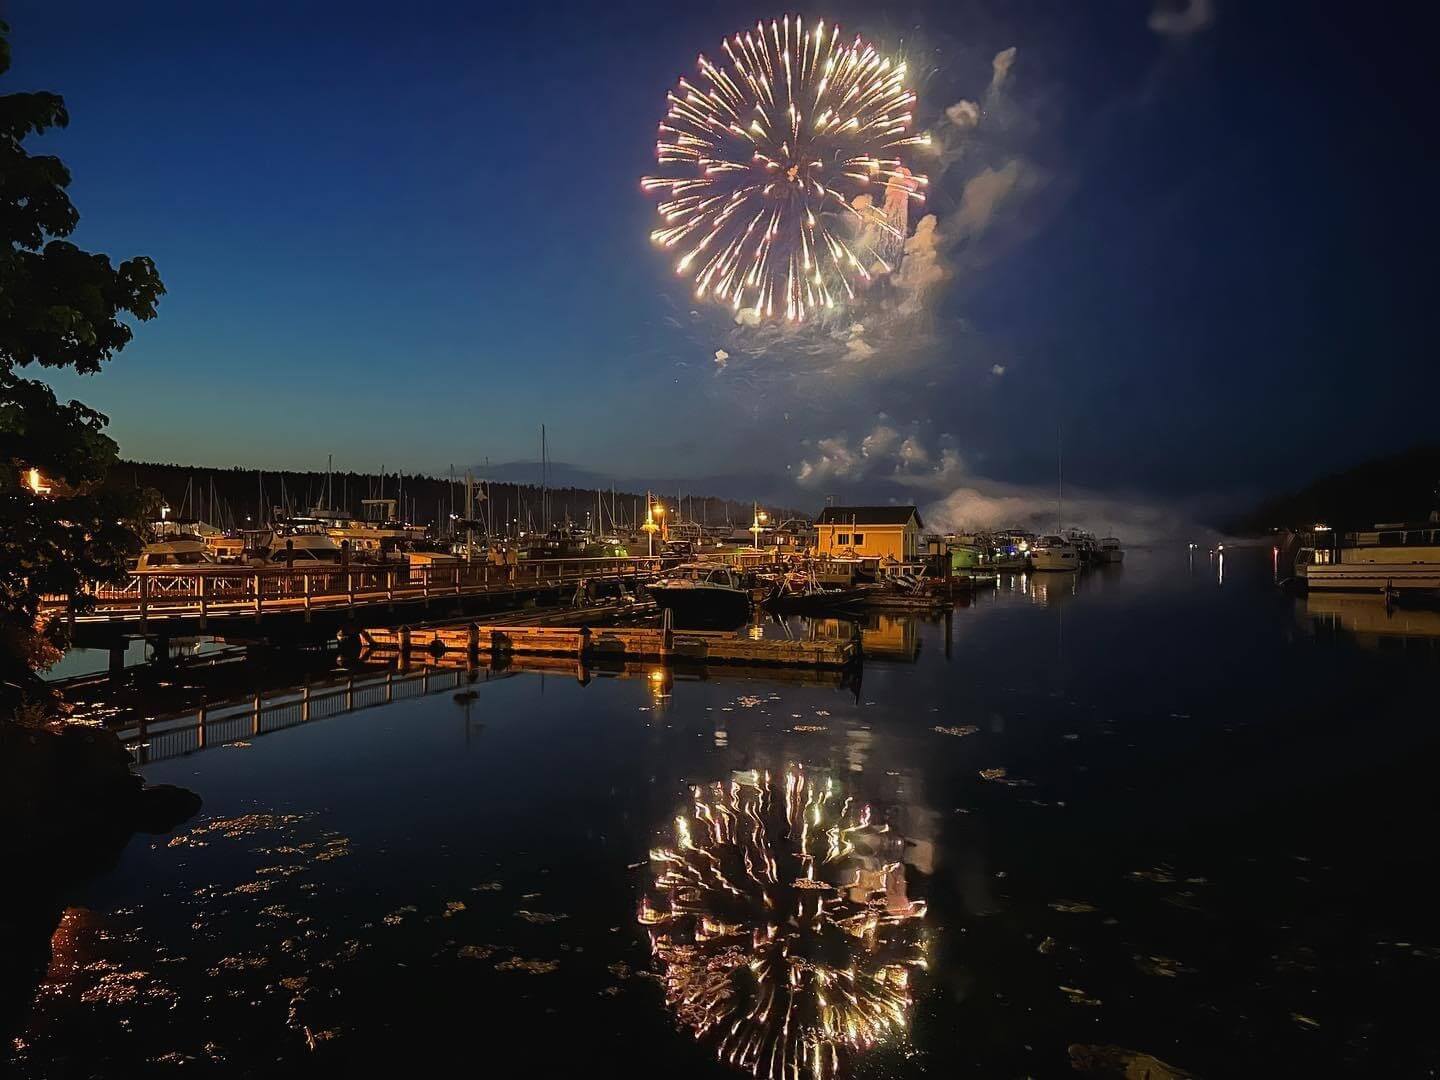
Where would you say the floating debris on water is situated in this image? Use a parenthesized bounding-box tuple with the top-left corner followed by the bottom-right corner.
(934, 725, 979, 738)
(515, 910, 568, 924)
(1134, 954, 1194, 978)
(1069, 1045, 1193, 1078)
(1049, 901, 1098, 914)
(494, 957, 560, 974)
(1059, 984, 1103, 1007)
(457, 945, 495, 961)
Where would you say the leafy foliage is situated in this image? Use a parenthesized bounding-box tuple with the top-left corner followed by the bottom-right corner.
(1, 20, 164, 709)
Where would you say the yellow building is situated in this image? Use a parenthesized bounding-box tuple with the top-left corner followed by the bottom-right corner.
(814, 505, 924, 562)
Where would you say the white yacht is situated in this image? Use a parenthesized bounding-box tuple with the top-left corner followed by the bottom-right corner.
(135, 537, 217, 571)
(253, 530, 345, 567)
(1097, 537, 1124, 564)
(1295, 517, 1440, 592)
(1029, 535, 1082, 572)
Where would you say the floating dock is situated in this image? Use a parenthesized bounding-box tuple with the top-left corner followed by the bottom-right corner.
(360, 622, 858, 669)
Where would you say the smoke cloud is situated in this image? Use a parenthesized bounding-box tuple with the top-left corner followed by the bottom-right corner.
(1148, 0, 1215, 38)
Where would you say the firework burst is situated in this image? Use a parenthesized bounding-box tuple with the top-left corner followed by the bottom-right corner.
(642, 17, 930, 324)
(640, 765, 928, 1079)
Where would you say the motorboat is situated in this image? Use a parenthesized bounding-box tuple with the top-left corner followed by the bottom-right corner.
(992, 531, 1034, 572)
(763, 569, 868, 613)
(1097, 537, 1124, 564)
(253, 530, 345, 567)
(1294, 516, 1440, 593)
(1029, 535, 1082, 572)
(135, 537, 217, 571)
(647, 563, 751, 624)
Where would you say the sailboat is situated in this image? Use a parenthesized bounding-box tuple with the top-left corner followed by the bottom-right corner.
(1032, 426, 1081, 572)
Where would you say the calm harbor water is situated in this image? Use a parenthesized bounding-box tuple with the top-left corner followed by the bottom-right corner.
(9, 545, 1440, 1077)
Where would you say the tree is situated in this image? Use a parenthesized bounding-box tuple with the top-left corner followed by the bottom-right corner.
(1, 21, 164, 711)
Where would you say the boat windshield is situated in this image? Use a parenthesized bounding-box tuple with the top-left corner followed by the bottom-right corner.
(143, 549, 211, 567)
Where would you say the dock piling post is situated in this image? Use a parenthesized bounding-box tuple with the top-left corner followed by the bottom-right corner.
(198, 575, 209, 629)
(399, 625, 412, 658)
(661, 606, 673, 660)
(303, 574, 312, 622)
(138, 574, 149, 633)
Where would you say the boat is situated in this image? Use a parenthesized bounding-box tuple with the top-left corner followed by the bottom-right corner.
(647, 563, 752, 624)
(1294, 516, 1440, 593)
(992, 531, 1034, 572)
(253, 529, 345, 567)
(763, 569, 868, 613)
(1097, 536, 1124, 564)
(1065, 528, 1100, 564)
(135, 537, 217, 571)
(1029, 535, 1082, 572)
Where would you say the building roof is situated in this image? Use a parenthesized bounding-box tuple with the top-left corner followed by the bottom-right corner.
(815, 505, 923, 528)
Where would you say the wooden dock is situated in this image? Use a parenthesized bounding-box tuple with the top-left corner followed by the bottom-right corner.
(39, 556, 664, 646)
(361, 621, 859, 669)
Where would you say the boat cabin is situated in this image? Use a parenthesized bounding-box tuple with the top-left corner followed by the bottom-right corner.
(135, 538, 216, 571)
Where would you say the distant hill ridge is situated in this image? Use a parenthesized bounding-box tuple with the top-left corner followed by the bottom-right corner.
(106, 460, 805, 532)
(1228, 444, 1440, 534)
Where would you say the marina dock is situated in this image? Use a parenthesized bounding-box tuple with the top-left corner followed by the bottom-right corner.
(360, 620, 859, 669)
(39, 557, 664, 647)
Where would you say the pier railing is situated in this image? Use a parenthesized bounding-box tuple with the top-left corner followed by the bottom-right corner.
(41, 556, 665, 627)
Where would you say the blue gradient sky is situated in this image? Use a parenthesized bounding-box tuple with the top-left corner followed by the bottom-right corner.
(7, 1, 1435, 511)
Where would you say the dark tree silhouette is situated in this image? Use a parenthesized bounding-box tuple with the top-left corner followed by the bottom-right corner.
(1, 21, 165, 711)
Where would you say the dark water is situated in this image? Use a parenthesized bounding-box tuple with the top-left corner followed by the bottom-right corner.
(9, 546, 1440, 1078)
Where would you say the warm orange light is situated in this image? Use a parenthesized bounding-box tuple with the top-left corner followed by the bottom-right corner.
(25, 467, 52, 496)
(653, 504, 665, 516)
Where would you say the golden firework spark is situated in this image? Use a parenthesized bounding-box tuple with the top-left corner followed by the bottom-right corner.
(641, 765, 927, 1079)
(642, 17, 930, 324)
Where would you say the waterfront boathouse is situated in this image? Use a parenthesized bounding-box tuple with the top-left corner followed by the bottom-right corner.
(815, 505, 924, 561)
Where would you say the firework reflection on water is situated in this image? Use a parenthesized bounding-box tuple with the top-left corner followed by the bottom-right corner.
(641, 764, 927, 1078)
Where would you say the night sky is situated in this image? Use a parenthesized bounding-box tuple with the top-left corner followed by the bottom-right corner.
(8, 1, 1435, 529)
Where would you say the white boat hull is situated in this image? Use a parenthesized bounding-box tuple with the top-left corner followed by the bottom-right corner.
(1031, 551, 1081, 572)
(1302, 564, 1440, 592)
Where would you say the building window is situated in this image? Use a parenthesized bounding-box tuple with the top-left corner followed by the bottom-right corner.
(852, 532, 864, 546)
(836, 533, 850, 545)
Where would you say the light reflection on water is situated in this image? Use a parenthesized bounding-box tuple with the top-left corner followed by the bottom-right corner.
(641, 765, 928, 1079)
(9, 546, 1440, 1078)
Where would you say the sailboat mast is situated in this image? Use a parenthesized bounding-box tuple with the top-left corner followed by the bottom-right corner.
(1057, 423, 1064, 534)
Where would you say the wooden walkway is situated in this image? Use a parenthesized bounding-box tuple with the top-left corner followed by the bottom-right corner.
(361, 621, 859, 669)
(40, 557, 664, 636)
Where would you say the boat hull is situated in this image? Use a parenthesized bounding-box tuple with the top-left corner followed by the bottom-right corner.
(1031, 551, 1081, 571)
(765, 588, 868, 614)
(648, 586, 751, 625)
(1301, 564, 1440, 592)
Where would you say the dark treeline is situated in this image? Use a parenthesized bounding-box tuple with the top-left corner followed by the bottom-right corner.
(106, 461, 805, 534)
(1227, 444, 1440, 533)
